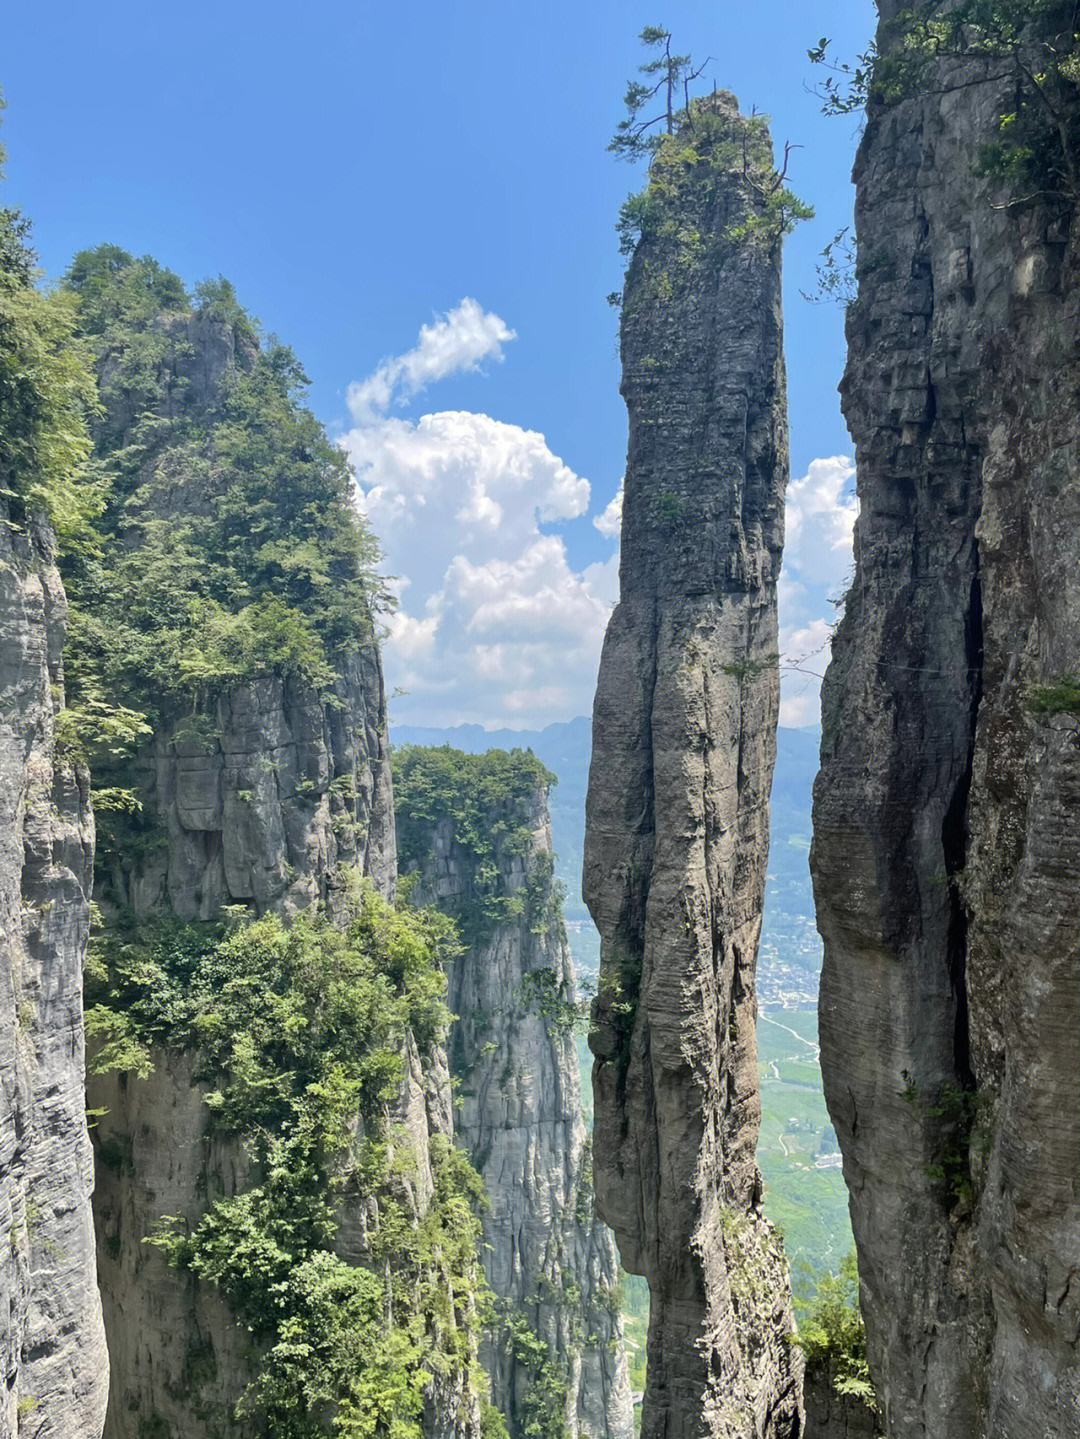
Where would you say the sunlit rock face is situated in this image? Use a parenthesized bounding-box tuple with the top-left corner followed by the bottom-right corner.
(584, 93, 801, 1439)
(398, 758, 634, 1439)
(0, 507, 108, 1439)
(812, 5, 1080, 1435)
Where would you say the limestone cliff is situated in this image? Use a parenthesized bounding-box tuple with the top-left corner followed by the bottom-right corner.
(64, 250, 490, 1438)
(0, 505, 108, 1438)
(584, 95, 800, 1439)
(89, 655, 402, 1438)
(812, 5, 1080, 1435)
(395, 745, 634, 1439)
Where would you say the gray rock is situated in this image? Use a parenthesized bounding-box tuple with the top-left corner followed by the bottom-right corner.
(803, 1364, 880, 1439)
(812, 7, 1080, 1435)
(0, 507, 108, 1438)
(404, 782, 634, 1439)
(584, 95, 801, 1439)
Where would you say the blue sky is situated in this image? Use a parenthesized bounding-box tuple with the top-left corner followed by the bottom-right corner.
(5, 0, 874, 728)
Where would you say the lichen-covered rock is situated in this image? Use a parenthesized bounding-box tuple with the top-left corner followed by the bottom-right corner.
(583, 95, 800, 1439)
(0, 507, 108, 1438)
(397, 753, 634, 1439)
(812, 7, 1080, 1435)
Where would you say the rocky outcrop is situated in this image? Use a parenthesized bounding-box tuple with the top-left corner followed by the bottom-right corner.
(396, 748, 634, 1439)
(90, 656, 399, 1438)
(78, 270, 484, 1438)
(803, 1365, 879, 1439)
(0, 507, 108, 1438)
(584, 95, 800, 1439)
(812, 6, 1080, 1435)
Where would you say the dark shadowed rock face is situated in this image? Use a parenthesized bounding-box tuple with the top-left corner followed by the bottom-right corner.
(0, 508, 108, 1438)
(802, 1365, 879, 1439)
(812, 7, 1080, 1436)
(584, 94, 800, 1439)
(399, 763, 634, 1439)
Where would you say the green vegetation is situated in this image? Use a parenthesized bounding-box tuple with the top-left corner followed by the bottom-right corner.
(0, 113, 100, 545)
(611, 27, 812, 265)
(1030, 675, 1080, 746)
(900, 1074, 992, 1209)
(393, 745, 559, 944)
(811, 2, 1080, 203)
(87, 879, 503, 1437)
(25, 243, 395, 870)
(49, 245, 388, 843)
(794, 1250, 876, 1407)
(756, 1010, 852, 1287)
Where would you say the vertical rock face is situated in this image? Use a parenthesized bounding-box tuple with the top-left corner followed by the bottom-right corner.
(395, 747, 634, 1439)
(91, 657, 400, 1439)
(802, 1364, 879, 1439)
(812, 7, 1080, 1436)
(584, 95, 800, 1439)
(75, 267, 486, 1439)
(0, 507, 108, 1438)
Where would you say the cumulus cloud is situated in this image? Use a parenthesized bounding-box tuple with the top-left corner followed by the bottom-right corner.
(342, 304, 617, 727)
(346, 298, 516, 423)
(779, 456, 858, 728)
(593, 483, 623, 539)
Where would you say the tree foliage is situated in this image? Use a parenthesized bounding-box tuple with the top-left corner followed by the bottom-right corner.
(794, 1250, 876, 1405)
(393, 745, 559, 944)
(87, 880, 502, 1436)
(810, 1, 1080, 202)
(0, 112, 101, 543)
(58, 246, 390, 740)
(611, 29, 812, 265)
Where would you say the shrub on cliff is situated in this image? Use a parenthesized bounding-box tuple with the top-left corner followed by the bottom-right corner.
(87, 878, 502, 1437)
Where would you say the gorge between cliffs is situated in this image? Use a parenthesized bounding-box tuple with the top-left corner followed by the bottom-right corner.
(2, 3, 1080, 1437)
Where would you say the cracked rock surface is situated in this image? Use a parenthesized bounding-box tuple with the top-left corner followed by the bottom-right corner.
(812, 6, 1080, 1435)
(584, 94, 800, 1439)
(0, 507, 108, 1439)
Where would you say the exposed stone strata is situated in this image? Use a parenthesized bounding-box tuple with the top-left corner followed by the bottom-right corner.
(401, 770, 634, 1439)
(812, 7, 1080, 1435)
(0, 506, 108, 1438)
(584, 94, 800, 1439)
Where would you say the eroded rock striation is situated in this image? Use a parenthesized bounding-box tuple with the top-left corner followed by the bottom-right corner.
(812, 5, 1080, 1435)
(584, 95, 800, 1439)
(0, 506, 108, 1438)
(395, 745, 634, 1439)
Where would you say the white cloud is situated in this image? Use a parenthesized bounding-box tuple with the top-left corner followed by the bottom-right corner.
(785, 455, 857, 590)
(593, 483, 623, 539)
(341, 309, 616, 727)
(779, 457, 858, 729)
(346, 299, 516, 423)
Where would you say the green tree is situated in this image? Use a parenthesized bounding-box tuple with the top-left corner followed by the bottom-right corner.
(609, 26, 712, 159)
(0, 103, 100, 544)
(794, 1249, 875, 1405)
(810, 2, 1080, 203)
